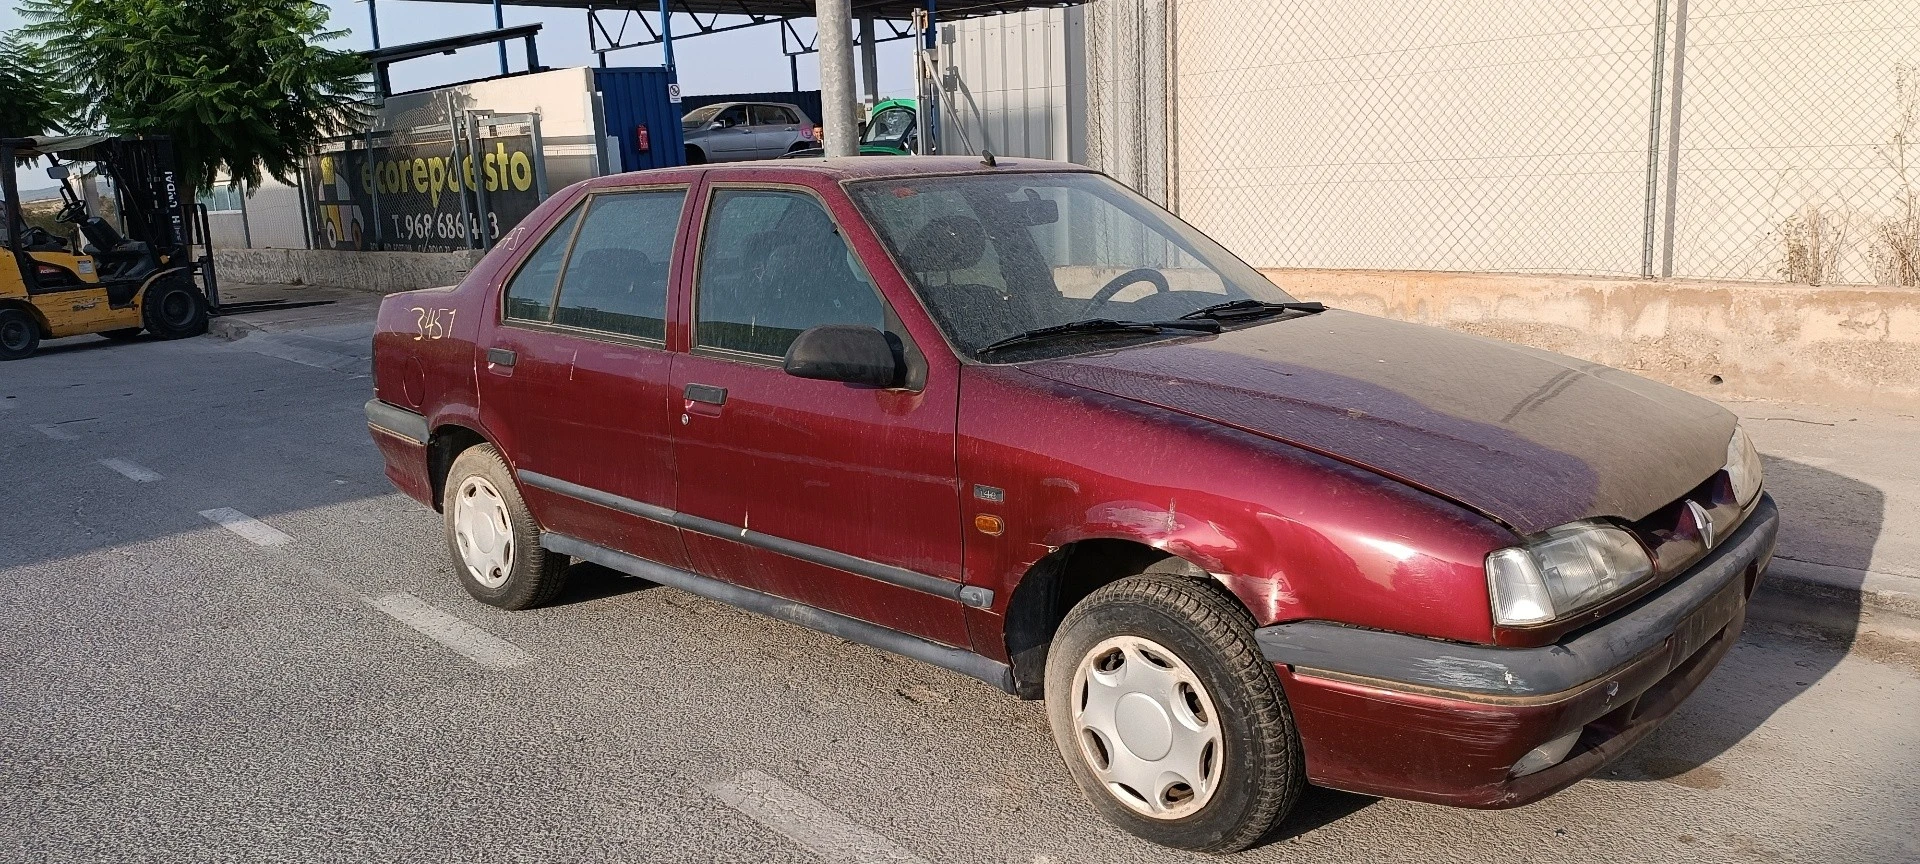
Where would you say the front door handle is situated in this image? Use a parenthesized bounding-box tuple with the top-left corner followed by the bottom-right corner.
(684, 383, 727, 405)
(486, 347, 516, 368)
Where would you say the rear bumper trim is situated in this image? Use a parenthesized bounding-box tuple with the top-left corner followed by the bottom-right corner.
(364, 399, 428, 445)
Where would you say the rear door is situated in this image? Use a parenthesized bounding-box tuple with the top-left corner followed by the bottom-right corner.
(667, 179, 970, 647)
(475, 180, 694, 569)
(750, 105, 801, 157)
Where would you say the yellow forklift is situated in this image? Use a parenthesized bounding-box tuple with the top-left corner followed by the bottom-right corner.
(1, 134, 223, 361)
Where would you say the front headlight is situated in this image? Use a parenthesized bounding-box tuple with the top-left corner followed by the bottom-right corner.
(1725, 424, 1763, 507)
(1488, 523, 1655, 626)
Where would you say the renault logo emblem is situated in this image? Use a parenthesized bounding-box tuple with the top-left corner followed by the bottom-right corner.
(1686, 500, 1718, 549)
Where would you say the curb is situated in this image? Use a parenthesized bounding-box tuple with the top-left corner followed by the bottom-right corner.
(1764, 558, 1920, 618)
(1751, 560, 1920, 648)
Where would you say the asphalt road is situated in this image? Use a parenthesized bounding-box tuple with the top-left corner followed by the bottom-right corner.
(2, 305, 1916, 863)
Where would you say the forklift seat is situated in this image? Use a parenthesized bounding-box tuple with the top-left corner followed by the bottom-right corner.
(78, 216, 154, 279)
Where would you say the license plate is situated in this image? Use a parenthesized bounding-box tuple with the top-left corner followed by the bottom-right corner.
(1671, 579, 1742, 665)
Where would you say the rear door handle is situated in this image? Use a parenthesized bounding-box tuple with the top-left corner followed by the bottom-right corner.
(684, 383, 727, 405)
(486, 347, 516, 368)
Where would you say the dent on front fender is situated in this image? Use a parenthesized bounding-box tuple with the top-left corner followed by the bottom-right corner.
(960, 365, 1517, 645)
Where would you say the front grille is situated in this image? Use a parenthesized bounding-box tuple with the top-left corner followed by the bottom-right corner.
(1624, 471, 1750, 581)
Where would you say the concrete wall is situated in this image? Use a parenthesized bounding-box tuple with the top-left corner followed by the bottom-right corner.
(216, 249, 484, 294)
(1263, 268, 1920, 411)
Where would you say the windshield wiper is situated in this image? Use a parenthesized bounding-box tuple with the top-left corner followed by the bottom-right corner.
(976, 317, 1222, 355)
(1178, 299, 1326, 322)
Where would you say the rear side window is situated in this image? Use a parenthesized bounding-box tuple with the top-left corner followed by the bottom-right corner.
(694, 189, 885, 358)
(552, 190, 685, 340)
(503, 207, 582, 322)
(752, 105, 795, 126)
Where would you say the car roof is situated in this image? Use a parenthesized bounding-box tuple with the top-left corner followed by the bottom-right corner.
(586, 155, 1097, 188)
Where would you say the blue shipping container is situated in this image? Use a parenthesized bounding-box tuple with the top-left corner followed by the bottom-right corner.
(594, 67, 688, 173)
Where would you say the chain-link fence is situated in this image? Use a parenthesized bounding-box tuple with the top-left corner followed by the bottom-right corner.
(1090, 0, 1920, 284)
(1086, 0, 1172, 207)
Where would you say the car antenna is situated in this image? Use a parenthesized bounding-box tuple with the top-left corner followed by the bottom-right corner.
(981, 150, 997, 167)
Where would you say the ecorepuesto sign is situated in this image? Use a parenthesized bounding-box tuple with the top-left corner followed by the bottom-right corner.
(307, 134, 542, 252)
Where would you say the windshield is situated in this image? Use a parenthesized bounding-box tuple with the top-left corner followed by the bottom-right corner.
(681, 104, 724, 129)
(863, 107, 914, 144)
(850, 172, 1297, 361)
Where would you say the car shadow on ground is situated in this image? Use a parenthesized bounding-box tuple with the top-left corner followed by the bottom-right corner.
(1608, 455, 1877, 784)
(547, 561, 660, 607)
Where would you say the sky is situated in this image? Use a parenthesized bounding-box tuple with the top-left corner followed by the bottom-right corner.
(3, 0, 921, 192)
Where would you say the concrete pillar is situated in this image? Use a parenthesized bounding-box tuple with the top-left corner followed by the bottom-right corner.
(817, 0, 859, 157)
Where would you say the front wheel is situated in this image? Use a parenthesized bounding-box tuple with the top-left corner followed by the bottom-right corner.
(141, 275, 209, 340)
(0, 308, 41, 361)
(1045, 573, 1304, 853)
(443, 444, 569, 609)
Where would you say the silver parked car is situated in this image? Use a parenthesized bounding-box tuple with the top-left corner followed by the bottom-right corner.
(682, 102, 818, 163)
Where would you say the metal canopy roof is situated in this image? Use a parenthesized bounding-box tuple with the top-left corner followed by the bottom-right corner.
(425, 0, 1068, 19)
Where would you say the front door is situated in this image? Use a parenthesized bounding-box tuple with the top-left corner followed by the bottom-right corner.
(477, 184, 693, 570)
(669, 183, 969, 647)
(706, 105, 756, 160)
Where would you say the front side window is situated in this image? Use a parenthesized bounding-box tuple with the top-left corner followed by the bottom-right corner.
(849, 172, 1296, 360)
(502, 207, 582, 322)
(751, 105, 794, 127)
(694, 189, 886, 358)
(551, 190, 685, 340)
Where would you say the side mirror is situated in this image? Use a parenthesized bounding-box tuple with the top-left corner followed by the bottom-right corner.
(784, 324, 905, 388)
(711, 120, 729, 130)
(46, 164, 70, 180)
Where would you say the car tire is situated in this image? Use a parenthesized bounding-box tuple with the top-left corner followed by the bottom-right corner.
(141, 275, 209, 340)
(1045, 572, 1304, 853)
(443, 444, 569, 610)
(685, 145, 706, 165)
(0, 307, 41, 361)
(101, 328, 144, 341)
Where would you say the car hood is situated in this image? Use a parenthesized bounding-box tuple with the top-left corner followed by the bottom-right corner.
(1019, 310, 1734, 535)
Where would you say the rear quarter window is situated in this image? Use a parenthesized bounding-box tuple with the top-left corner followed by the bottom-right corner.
(502, 207, 583, 322)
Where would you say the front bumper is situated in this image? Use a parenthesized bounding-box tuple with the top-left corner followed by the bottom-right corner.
(1256, 493, 1778, 807)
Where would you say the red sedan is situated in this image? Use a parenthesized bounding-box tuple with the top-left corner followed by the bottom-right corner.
(366, 157, 1777, 852)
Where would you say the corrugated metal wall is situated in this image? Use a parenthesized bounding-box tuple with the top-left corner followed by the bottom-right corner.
(594, 67, 690, 173)
(936, 7, 1087, 164)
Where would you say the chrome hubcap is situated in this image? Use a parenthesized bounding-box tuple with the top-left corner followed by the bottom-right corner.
(453, 476, 514, 589)
(1072, 635, 1224, 819)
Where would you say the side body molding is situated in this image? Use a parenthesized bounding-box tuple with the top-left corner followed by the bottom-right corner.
(518, 469, 994, 609)
(542, 532, 1017, 693)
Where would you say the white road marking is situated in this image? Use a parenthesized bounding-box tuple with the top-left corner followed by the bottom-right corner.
(706, 770, 930, 864)
(99, 457, 162, 483)
(32, 424, 78, 441)
(198, 507, 293, 547)
(366, 593, 532, 669)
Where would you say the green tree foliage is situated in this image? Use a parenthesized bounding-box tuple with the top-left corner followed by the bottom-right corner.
(0, 32, 80, 138)
(23, 0, 370, 193)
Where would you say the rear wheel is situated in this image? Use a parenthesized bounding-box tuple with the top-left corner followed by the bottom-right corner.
(1045, 573, 1304, 853)
(443, 444, 569, 609)
(0, 308, 40, 361)
(140, 275, 208, 340)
